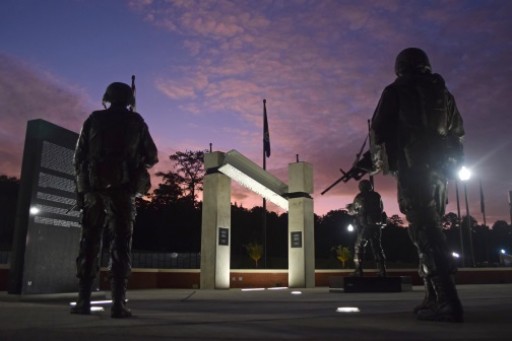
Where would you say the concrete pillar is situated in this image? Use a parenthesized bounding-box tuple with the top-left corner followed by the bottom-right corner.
(287, 162, 315, 288)
(200, 152, 231, 289)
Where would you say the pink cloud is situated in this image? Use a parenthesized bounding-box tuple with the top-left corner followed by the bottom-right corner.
(0, 54, 91, 177)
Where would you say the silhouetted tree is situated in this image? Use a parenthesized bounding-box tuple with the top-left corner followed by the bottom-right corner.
(473, 224, 491, 264)
(441, 212, 463, 255)
(490, 220, 512, 263)
(386, 214, 405, 227)
(381, 215, 417, 264)
(151, 171, 183, 208)
(167, 150, 207, 203)
(442, 212, 460, 230)
(133, 151, 203, 252)
(316, 210, 354, 257)
(0, 175, 19, 250)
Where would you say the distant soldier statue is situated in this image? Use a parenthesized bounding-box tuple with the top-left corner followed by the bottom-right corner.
(71, 81, 158, 318)
(371, 48, 465, 322)
(347, 179, 387, 277)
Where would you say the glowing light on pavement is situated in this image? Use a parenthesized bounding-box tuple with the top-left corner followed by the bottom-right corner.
(336, 307, 360, 313)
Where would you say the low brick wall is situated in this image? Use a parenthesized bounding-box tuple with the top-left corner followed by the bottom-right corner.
(2, 266, 512, 291)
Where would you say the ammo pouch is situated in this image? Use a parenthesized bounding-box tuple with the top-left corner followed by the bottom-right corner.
(404, 134, 462, 175)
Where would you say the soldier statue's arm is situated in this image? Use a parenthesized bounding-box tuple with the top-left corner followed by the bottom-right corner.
(130, 116, 159, 196)
(371, 85, 400, 173)
(73, 117, 93, 209)
(347, 193, 363, 216)
(74, 118, 93, 188)
(139, 120, 159, 168)
(443, 90, 465, 173)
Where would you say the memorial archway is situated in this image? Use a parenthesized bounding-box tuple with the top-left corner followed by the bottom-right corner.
(200, 150, 314, 289)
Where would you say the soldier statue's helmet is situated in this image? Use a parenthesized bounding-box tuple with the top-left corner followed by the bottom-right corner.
(102, 82, 135, 106)
(394, 47, 432, 76)
(359, 179, 373, 192)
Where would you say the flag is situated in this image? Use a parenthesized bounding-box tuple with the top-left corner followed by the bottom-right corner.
(263, 99, 271, 158)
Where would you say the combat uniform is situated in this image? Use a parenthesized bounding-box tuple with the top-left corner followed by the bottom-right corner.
(371, 48, 465, 322)
(348, 180, 386, 277)
(72, 82, 158, 318)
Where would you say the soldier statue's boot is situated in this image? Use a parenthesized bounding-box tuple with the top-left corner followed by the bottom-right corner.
(70, 279, 92, 315)
(413, 277, 437, 314)
(417, 275, 463, 323)
(352, 260, 363, 277)
(377, 259, 387, 277)
(111, 278, 132, 318)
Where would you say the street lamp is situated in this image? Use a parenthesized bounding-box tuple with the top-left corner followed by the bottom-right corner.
(347, 224, 355, 232)
(458, 166, 475, 267)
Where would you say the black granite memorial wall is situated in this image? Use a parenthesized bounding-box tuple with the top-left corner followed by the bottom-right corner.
(9, 119, 81, 294)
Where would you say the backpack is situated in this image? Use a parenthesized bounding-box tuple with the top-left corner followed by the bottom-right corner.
(87, 109, 141, 190)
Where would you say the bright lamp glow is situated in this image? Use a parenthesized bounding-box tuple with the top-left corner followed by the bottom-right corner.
(347, 224, 354, 232)
(452, 252, 460, 258)
(458, 166, 471, 181)
(291, 291, 302, 295)
(501, 249, 506, 255)
(29, 206, 40, 215)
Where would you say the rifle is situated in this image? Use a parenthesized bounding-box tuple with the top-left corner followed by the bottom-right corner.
(320, 148, 373, 195)
(130, 75, 136, 112)
(321, 119, 377, 196)
(66, 188, 83, 214)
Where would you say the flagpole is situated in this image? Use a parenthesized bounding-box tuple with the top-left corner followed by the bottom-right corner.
(455, 181, 465, 267)
(480, 179, 486, 227)
(480, 179, 489, 264)
(262, 99, 268, 269)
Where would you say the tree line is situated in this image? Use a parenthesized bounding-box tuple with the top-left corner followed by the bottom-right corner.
(1, 150, 511, 268)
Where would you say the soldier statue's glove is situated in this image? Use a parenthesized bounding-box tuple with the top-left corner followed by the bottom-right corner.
(83, 192, 96, 206)
(346, 203, 357, 215)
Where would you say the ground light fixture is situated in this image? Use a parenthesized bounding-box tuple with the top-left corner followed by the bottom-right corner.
(336, 307, 360, 313)
(267, 287, 288, 290)
(69, 300, 113, 312)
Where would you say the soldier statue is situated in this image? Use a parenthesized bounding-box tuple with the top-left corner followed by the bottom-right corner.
(347, 179, 387, 277)
(71, 82, 158, 318)
(371, 47, 465, 322)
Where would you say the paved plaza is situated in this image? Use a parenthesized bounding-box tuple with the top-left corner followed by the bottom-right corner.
(1, 284, 511, 340)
